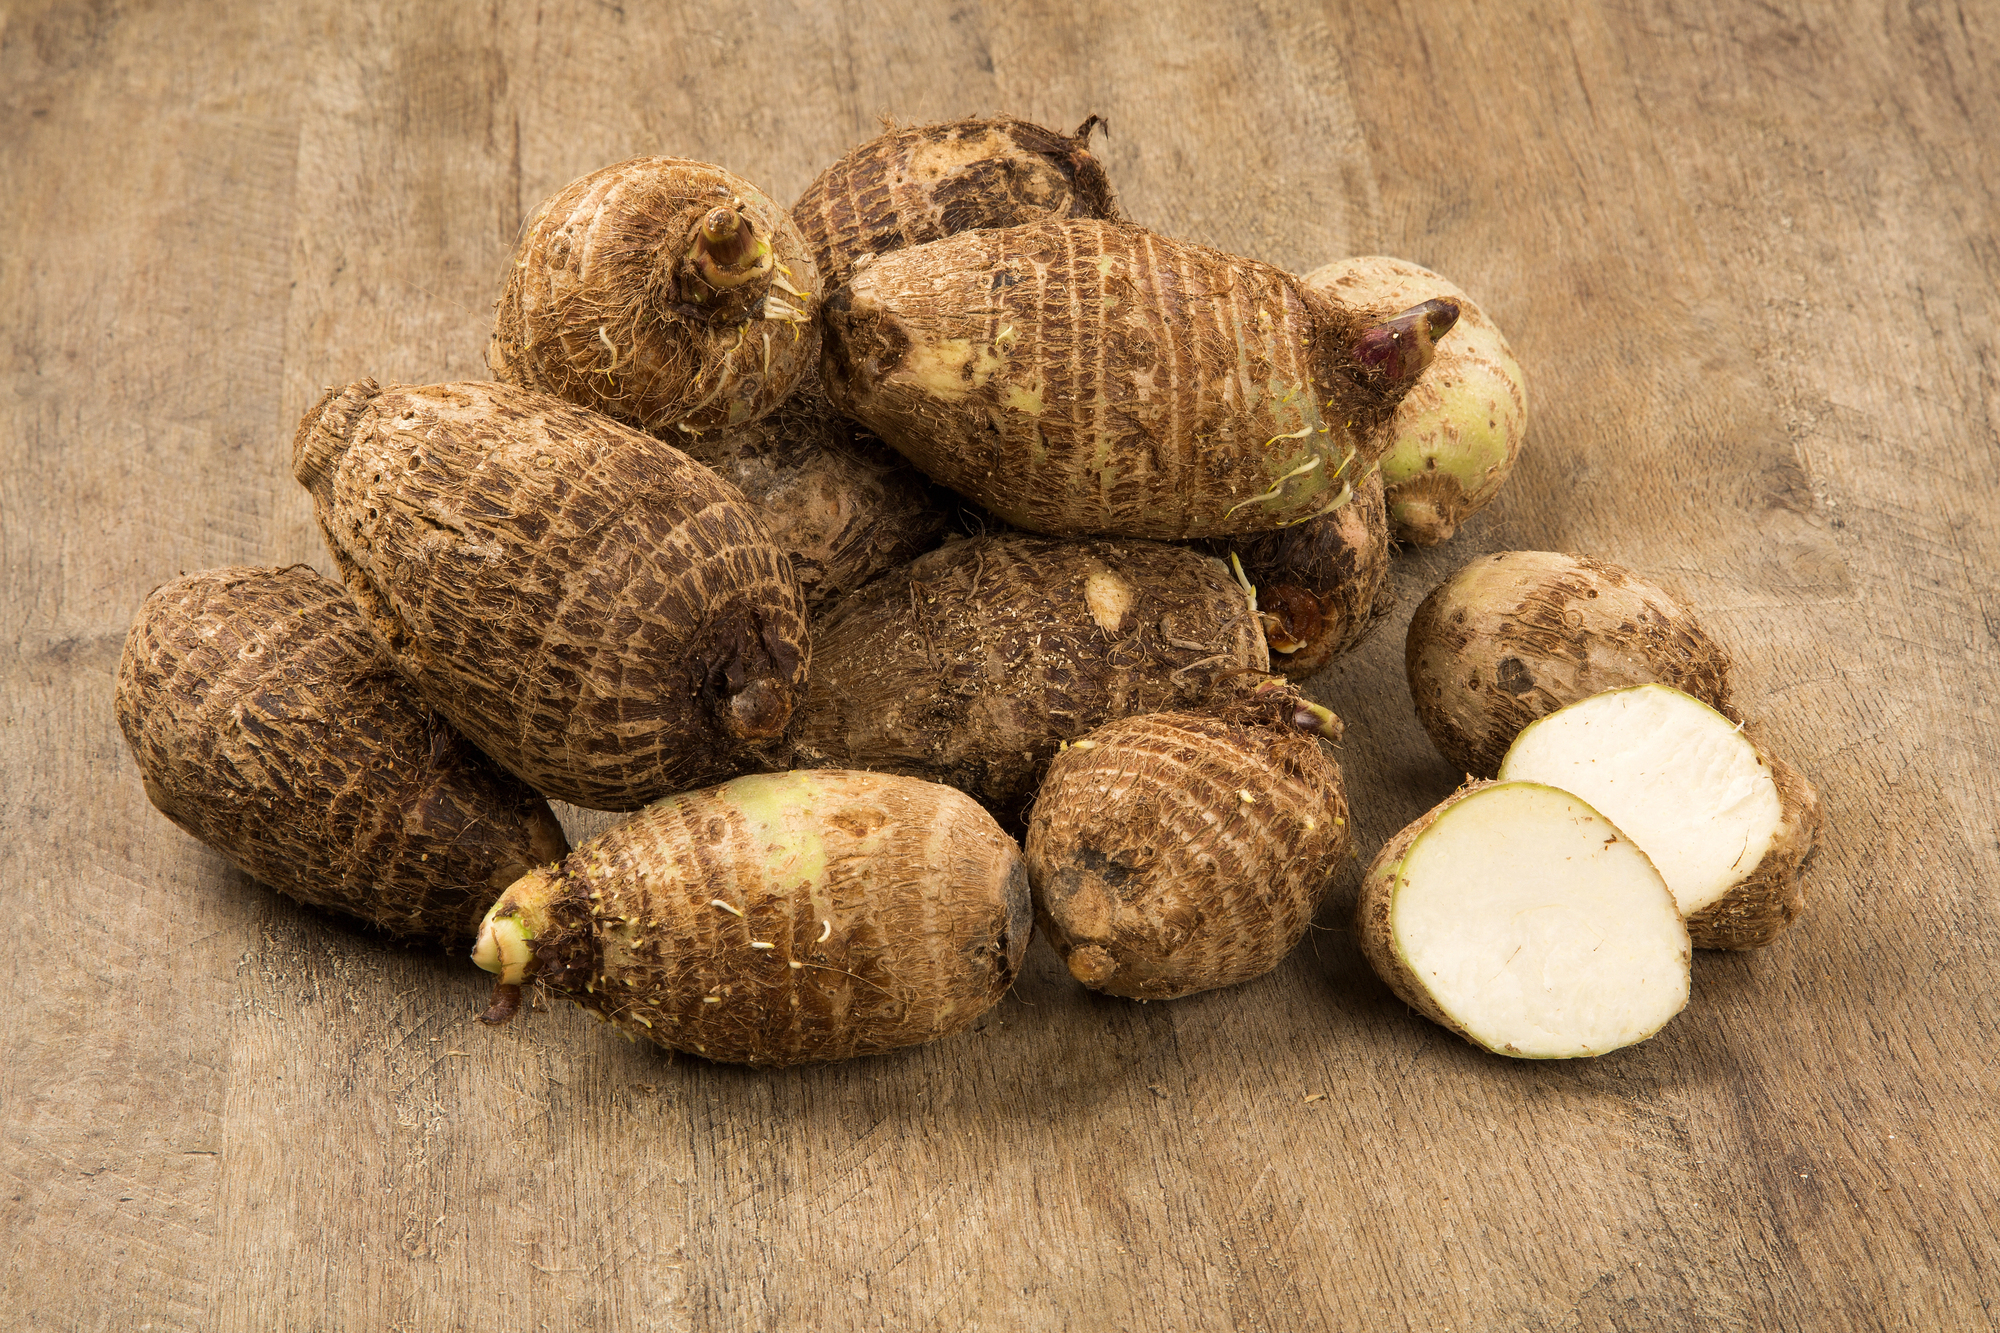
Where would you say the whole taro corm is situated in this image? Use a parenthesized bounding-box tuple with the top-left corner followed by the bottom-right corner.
(820, 218, 1457, 540)
(116, 564, 569, 944)
(293, 378, 811, 811)
(793, 114, 1121, 291)
(491, 157, 822, 437)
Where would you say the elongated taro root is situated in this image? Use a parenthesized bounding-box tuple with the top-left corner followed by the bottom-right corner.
(472, 770, 1030, 1066)
(491, 157, 821, 435)
(676, 378, 950, 611)
(1407, 551, 1736, 777)
(294, 379, 810, 811)
(116, 566, 568, 943)
(1200, 464, 1394, 677)
(786, 533, 1269, 822)
(1358, 780, 1690, 1058)
(821, 218, 1458, 540)
(1303, 257, 1527, 546)
(793, 114, 1120, 290)
(1498, 684, 1822, 949)
(1027, 678, 1351, 999)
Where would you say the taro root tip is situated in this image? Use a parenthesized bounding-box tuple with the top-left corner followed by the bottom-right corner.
(472, 904, 536, 987)
(472, 904, 537, 1025)
(1351, 298, 1461, 390)
(698, 206, 753, 266)
(1292, 699, 1344, 740)
(722, 677, 792, 741)
(687, 205, 774, 298)
(292, 378, 384, 494)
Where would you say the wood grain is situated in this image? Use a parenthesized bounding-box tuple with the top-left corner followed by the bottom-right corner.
(4, 0, 1996, 1329)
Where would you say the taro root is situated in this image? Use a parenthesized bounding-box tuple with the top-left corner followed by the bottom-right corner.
(785, 533, 1270, 822)
(115, 566, 568, 944)
(1357, 780, 1691, 1059)
(1406, 550, 1736, 778)
(792, 114, 1120, 291)
(1303, 256, 1527, 546)
(472, 770, 1030, 1066)
(1200, 465, 1394, 677)
(820, 218, 1458, 540)
(490, 157, 821, 435)
(1026, 678, 1351, 1000)
(1497, 683, 1823, 949)
(676, 378, 950, 611)
(293, 379, 810, 811)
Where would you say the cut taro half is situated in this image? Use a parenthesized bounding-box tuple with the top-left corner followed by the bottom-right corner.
(1357, 780, 1691, 1058)
(1497, 683, 1820, 949)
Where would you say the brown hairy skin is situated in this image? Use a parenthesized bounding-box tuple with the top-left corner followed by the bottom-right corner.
(480, 771, 1030, 1067)
(1406, 551, 1736, 777)
(787, 534, 1270, 824)
(1354, 780, 1496, 1040)
(677, 378, 950, 611)
(1026, 680, 1351, 1000)
(1686, 748, 1823, 949)
(490, 157, 821, 435)
(115, 566, 569, 944)
(793, 114, 1121, 292)
(820, 218, 1455, 540)
(1200, 465, 1394, 677)
(294, 379, 810, 811)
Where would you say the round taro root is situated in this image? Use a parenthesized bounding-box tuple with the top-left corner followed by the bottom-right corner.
(1498, 684, 1823, 950)
(792, 114, 1120, 291)
(471, 770, 1031, 1067)
(116, 566, 568, 944)
(786, 533, 1270, 823)
(1302, 256, 1527, 546)
(293, 379, 811, 811)
(490, 157, 821, 435)
(1357, 780, 1691, 1059)
(676, 378, 949, 612)
(1200, 465, 1394, 678)
(1406, 550, 1736, 778)
(1027, 679, 1352, 1000)
(821, 218, 1458, 540)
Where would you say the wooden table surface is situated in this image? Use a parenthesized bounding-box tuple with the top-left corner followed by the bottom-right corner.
(6, 1, 1996, 1329)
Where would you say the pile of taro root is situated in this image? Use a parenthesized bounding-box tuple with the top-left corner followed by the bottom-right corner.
(118, 117, 1820, 1067)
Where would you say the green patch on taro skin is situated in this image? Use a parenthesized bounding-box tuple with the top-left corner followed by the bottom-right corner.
(704, 770, 835, 893)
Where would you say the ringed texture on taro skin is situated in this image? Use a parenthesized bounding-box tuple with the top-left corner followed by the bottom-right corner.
(793, 113, 1121, 290)
(472, 770, 1031, 1067)
(117, 565, 569, 944)
(491, 156, 821, 436)
(820, 218, 1457, 541)
(787, 532, 1270, 825)
(675, 377, 950, 612)
(293, 378, 811, 811)
(1028, 678, 1352, 1000)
